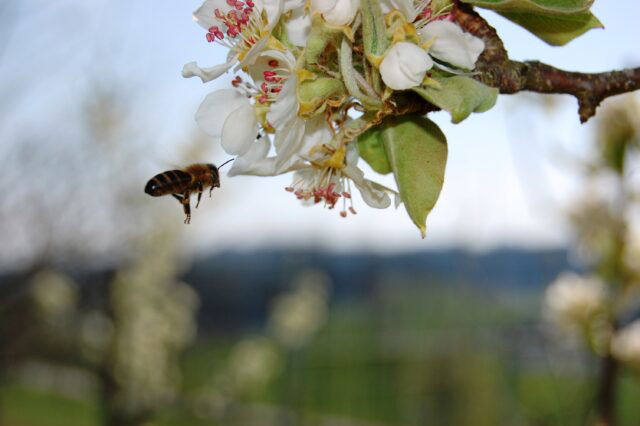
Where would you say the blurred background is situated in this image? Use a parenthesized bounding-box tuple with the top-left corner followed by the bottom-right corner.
(1, 1, 640, 425)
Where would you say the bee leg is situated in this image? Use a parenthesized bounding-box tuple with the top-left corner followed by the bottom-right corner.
(173, 193, 191, 224)
(195, 184, 203, 208)
(182, 198, 191, 224)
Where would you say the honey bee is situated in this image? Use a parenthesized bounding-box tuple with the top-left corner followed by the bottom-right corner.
(144, 159, 233, 223)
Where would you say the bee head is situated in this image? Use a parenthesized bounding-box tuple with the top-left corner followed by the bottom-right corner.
(207, 163, 221, 188)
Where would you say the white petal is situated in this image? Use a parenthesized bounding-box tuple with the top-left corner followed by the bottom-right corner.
(311, 0, 360, 26)
(283, 0, 305, 11)
(267, 74, 298, 130)
(298, 116, 333, 159)
(261, 0, 284, 30)
(234, 36, 270, 71)
(380, 42, 433, 90)
(343, 165, 391, 209)
(193, 0, 230, 30)
(228, 138, 276, 176)
(274, 118, 306, 173)
(285, 7, 312, 47)
(221, 104, 259, 156)
(310, 0, 338, 14)
(345, 140, 359, 166)
(419, 20, 485, 69)
(380, 0, 418, 22)
(195, 89, 249, 138)
(182, 55, 237, 83)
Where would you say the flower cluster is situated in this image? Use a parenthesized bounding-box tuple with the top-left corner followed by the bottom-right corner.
(543, 272, 608, 334)
(184, 0, 485, 220)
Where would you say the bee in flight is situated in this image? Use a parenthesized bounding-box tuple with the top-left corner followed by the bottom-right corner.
(144, 159, 233, 224)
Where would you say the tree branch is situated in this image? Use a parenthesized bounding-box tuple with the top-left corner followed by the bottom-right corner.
(452, 2, 640, 123)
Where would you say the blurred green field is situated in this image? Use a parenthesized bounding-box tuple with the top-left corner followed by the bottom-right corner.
(3, 285, 640, 426)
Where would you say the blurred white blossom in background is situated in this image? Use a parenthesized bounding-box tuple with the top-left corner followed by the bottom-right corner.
(611, 320, 640, 368)
(268, 269, 331, 349)
(110, 231, 199, 415)
(228, 337, 283, 392)
(543, 272, 609, 346)
(30, 270, 78, 321)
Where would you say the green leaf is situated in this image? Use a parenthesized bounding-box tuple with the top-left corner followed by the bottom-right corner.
(460, 0, 594, 15)
(360, 0, 389, 64)
(499, 11, 603, 45)
(358, 126, 392, 174)
(382, 115, 448, 238)
(460, 0, 601, 45)
(413, 76, 498, 124)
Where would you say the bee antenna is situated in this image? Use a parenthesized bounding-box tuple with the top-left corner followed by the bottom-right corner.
(217, 158, 235, 170)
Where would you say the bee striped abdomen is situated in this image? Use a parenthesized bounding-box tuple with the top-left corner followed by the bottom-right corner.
(144, 170, 192, 196)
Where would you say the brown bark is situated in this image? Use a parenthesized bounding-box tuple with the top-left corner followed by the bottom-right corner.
(452, 2, 640, 123)
(595, 353, 619, 426)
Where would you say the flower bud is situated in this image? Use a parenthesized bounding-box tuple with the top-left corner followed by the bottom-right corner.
(379, 42, 433, 90)
(310, 0, 360, 26)
(419, 20, 485, 70)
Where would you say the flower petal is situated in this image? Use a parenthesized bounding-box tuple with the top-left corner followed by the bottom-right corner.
(298, 116, 333, 159)
(234, 36, 270, 71)
(283, 0, 305, 11)
(380, 0, 418, 22)
(343, 164, 391, 208)
(285, 7, 312, 47)
(260, 0, 284, 30)
(193, 0, 231, 30)
(274, 117, 306, 173)
(221, 103, 259, 156)
(228, 138, 276, 176)
(195, 89, 249, 138)
(182, 54, 237, 83)
(419, 20, 485, 70)
(380, 42, 433, 90)
(267, 74, 298, 130)
(311, 0, 360, 26)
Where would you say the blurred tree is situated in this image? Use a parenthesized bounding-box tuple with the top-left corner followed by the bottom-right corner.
(543, 94, 640, 426)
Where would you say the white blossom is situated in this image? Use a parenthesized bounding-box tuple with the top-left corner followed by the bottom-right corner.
(287, 139, 393, 215)
(183, 0, 284, 83)
(194, 48, 304, 176)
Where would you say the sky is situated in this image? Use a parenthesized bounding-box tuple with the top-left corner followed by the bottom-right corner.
(3, 0, 640, 255)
